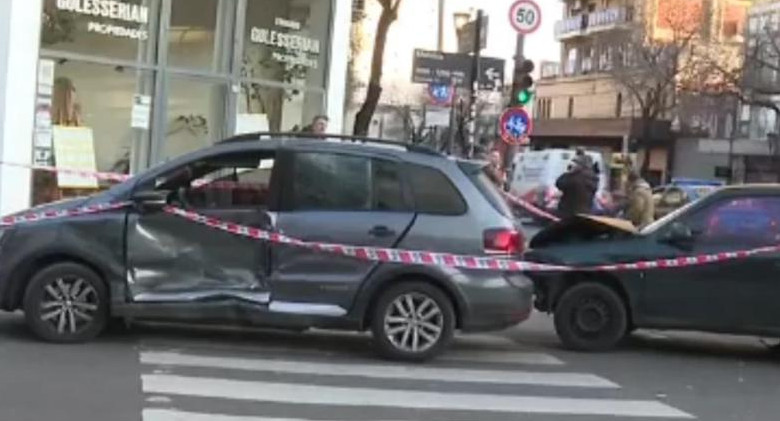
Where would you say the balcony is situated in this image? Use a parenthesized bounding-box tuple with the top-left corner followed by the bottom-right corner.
(555, 7, 632, 40)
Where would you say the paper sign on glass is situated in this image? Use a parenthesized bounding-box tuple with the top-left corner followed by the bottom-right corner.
(52, 126, 99, 189)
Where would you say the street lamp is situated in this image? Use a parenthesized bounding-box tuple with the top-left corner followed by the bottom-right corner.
(453, 12, 471, 33)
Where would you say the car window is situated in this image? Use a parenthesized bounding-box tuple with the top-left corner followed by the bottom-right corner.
(680, 197, 780, 247)
(407, 164, 467, 215)
(291, 152, 407, 212)
(373, 159, 406, 211)
(293, 153, 371, 211)
(150, 152, 276, 210)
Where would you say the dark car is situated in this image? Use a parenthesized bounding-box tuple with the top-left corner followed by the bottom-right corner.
(526, 185, 780, 351)
(0, 133, 532, 361)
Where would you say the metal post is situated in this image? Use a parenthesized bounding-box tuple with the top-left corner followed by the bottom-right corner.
(447, 82, 457, 155)
(437, 0, 445, 51)
(503, 32, 525, 173)
(467, 10, 483, 158)
(728, 99, 738, 184)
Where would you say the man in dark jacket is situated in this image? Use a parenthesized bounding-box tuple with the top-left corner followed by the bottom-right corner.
(555, 155, 598, 218)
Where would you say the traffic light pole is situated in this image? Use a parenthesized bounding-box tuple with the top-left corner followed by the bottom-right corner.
(467, 10, 483, 159)
(503, 32, 526, 176)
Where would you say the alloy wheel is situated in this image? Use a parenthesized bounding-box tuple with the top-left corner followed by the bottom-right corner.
(39, 277, 99, 335)
(383, 293, 444, 353)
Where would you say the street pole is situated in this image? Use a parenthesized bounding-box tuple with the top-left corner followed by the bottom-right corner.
(437, 0, 445, 51)
(467, 10, 483, 158)
(503, 32, 525, 175)
(447, 82, 457, 155)
(728, 99, 738, 184)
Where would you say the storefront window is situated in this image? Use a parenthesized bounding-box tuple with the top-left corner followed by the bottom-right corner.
(168, 0, 231, 72)
(237, 83, 324, 133)
(242, 0, 331, 88)
(163, 77, 228, 159)
(41, 0, 159, 63)
(32, 60, 153, 204)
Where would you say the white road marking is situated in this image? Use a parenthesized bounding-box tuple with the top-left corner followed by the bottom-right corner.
(141, 351, 614, 388)
(143, 409, 404, 421)
(442, 349, 565, 365)
(141, 375, 694, 418)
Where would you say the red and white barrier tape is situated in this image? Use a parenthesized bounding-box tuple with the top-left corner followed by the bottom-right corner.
(162, 206, 568, 273)
(502, 192, 561, 222)
(1, 161, 131, 183)
(0, 198, 778, 273)
(0, 201, 129, 227)
(5, 161, 562, 224)
(162, 205, 780, 273)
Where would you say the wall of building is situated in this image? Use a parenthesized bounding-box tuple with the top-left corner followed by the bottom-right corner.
(536, 74, 638, 119)
(672, 138, 730, 180)
(0, 0, 42, 215)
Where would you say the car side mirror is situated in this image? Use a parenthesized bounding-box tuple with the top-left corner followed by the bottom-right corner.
(661, 222, 694, 245)
(131, 190, 169, 211)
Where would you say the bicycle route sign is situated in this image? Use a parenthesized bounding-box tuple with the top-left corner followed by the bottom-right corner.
(499, 107, 533, 145)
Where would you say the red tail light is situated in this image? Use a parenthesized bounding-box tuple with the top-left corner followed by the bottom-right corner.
(484, 228, 524, 255)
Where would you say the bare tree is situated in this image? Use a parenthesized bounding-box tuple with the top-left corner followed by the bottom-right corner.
(696, 21, 780, 180)
(606, 0, 707, 174)
(353, 0, 403, 136)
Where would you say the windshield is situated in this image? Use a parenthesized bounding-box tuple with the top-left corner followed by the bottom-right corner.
(641, 197, 699, 234)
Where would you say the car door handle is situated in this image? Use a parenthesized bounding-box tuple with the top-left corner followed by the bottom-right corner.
(368, 225, 395, 238)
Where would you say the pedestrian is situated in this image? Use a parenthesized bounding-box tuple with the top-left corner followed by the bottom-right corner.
(624, 170, 655, 229)
(302, 115, 329, 135)
(486, 149, 507, 189)
(555, 154, 598, 218)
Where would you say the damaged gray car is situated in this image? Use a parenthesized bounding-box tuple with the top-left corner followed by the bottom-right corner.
(0, 134, 532, 361)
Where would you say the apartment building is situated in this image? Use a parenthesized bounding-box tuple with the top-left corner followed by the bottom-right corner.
(533, 0, 749, 185)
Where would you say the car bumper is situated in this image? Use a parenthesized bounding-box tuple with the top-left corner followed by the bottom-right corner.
(456, 271, 534, 332)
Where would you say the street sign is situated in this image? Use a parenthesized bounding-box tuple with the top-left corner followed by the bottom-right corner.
(428, 83, 454, 105)
(479, 56, 505, 91)
(412, 49, 504, 90)
(499, 107, 533, 145)
(457, 16, 489, 54)
(413, 50, 469, 87)
(509, 0, 542, 35)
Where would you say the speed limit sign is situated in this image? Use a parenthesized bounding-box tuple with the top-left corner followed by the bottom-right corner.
(509, 0, 542, 34)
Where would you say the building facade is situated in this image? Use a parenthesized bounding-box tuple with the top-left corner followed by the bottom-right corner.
(0, 0, 351, 214)
(533, 0, 750, 186)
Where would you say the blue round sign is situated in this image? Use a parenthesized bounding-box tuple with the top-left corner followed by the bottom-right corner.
(428, 84, 453, 105)
(499, 107, 533, 145)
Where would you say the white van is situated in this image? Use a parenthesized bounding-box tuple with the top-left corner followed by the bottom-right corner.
(509, 149, 613, 217)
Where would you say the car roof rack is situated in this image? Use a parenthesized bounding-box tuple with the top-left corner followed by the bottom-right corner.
(219, 132, 442, 156)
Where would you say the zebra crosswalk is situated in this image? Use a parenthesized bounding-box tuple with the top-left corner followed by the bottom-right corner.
(139, 335, 694, 420)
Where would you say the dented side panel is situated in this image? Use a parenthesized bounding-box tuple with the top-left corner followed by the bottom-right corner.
(125, 209, 269, 303)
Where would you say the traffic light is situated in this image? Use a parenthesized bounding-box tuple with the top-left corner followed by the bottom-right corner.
(511, 59, 535, 107)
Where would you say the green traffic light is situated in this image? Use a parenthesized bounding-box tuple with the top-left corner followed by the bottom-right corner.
(517, 89, 533, 105)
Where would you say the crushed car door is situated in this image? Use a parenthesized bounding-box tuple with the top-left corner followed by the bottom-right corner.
(270, 151, 415, 315)
(125, 149, 279, 307)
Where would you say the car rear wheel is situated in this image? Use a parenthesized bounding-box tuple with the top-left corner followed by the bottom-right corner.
(371, 282, 455, 362)
(23, 262, 109, 343)
(554, 282, 627, 352)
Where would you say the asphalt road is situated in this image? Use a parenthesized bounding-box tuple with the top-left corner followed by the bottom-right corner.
(1, 310, 778, 421)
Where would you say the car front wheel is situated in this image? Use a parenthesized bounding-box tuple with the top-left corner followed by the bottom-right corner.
(554, 282, 627, 352)
(23, 262, 109, 343)
(371, 282, 455, 362)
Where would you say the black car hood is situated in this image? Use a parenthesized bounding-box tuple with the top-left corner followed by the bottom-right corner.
(530, 214, 638, 248)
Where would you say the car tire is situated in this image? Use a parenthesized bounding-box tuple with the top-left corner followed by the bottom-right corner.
(23, 262, 109, 343)
(554, 282, 628, 352)
(370, 282, 455, 362)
